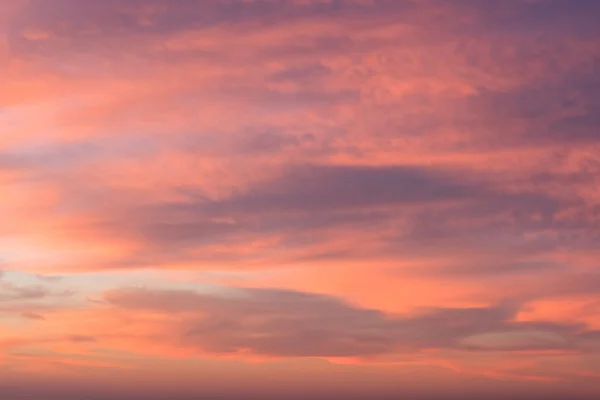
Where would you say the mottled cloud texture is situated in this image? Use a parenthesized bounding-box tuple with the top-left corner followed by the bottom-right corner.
(1, 0, 600, 399)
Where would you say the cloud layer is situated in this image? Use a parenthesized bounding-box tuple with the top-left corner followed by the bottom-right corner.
(1, 0, 600, 399)
(104, 286, 600, 357)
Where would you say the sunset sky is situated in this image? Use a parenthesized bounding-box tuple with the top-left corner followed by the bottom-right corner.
(1, 1, 600, 399)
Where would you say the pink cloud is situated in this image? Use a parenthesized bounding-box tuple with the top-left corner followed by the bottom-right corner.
(1, 0, 600, 398)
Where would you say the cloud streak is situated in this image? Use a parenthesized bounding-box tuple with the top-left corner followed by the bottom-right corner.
(104, 286, 600, 357)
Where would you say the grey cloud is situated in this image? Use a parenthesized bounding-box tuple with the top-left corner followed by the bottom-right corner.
(15, 0, 600, 43)
(201, 164, 480, 214)
(237, 131, 316, 155)
(138, 220, 241, 248)
(159, 164, 568, 226)
(35, 274, 62, 283)
(20, 311, 45, 321)
(536, 272, 600, 299)
(0, 281, 47, 302)
(104, 287, 598, 357)
(0, 138, 155, 174)
(408, 260, 565, 279)
(13, 0, 416, 39)
(466, 63, 600, 147)
(116, 163, 483, 252)
(67, 335, 98, 343)
(115, 163, 476, 237)
(256, 88, 361, 110)
(470, 0, 600, 38)
(267, 63, 332, 82)
(102, 162, 580, 270)
(0, 273, 78, 315)
(109, 208, 390, 267)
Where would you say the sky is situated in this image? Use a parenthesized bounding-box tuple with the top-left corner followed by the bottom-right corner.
(1, 0, 600, 399)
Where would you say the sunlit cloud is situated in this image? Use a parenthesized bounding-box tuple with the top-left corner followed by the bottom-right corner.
(1, 0, 600, 399)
